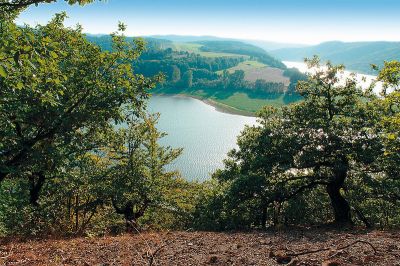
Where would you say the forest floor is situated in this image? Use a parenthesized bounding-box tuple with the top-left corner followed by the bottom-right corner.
(1, 228, 399, 265)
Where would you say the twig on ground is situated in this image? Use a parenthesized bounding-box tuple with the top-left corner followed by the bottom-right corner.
(337, 240, 377, 254)
(286, 240, 377, 257)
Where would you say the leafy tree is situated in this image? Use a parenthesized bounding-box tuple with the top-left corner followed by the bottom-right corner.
(341, 61, 400, 228)
(171, 65, 181, 82)
(227, 70, 245, 89)
(0, 13, 160, 204)
(373, 61, 400, 204)
(0, 114, 187, 235)
(377, 61, 400, 91)
(181, 70, 193, 88)
(0, 0, 196, 237)
(253, 79, 285, 94)
(214, 57, 382, 227)
(283, 67, 308, 95)
(0, 0, 95, 12)
(107, 114, 182, 231)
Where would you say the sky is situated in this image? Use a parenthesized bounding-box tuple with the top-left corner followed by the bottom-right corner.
(16, 0, 400, 45)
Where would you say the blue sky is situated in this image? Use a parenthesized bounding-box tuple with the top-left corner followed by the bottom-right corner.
(17, 0, 400, 44)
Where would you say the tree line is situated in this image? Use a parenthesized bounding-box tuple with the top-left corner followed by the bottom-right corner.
(196, 40, 287, 69)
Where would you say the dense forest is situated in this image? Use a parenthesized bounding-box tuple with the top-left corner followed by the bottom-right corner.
(87, 35, 306, 102)
(0, 0, 399, 240)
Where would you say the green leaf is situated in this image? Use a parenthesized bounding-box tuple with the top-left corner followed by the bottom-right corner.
(16, 82, 23, 89)
(50, 51, 58, 58)
(37, 57, 45, 65)
(0, 65, 7, 78)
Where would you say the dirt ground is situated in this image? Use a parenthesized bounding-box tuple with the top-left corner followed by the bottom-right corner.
(0, 229, 399, 265)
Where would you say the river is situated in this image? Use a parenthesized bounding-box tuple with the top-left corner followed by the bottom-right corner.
(147, 95, 256, 181)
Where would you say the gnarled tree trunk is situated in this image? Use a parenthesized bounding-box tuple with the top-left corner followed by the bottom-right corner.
(112, 198, 149, 232)
(326, 157, 352, 225)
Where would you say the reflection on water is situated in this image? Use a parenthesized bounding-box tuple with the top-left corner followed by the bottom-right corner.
(147, 95, 256, 181)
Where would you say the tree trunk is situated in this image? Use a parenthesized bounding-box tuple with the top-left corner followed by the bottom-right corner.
(123, 202, 137, 232)
(75, 194, 79, 232)
(261, 207, 267, 229)
(326, 183, 352, 225)
(112, 198, 149, 232)
(0, 171, 7, 183)
(29, 172, 46, 206)
(326, 157, 352, 225)
(353, 207, 372, 228)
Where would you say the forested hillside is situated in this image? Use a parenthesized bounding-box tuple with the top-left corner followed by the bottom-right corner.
(195, 40, 286, 69)
(270, 41, 400, 74)
(87, 35, 306, 113)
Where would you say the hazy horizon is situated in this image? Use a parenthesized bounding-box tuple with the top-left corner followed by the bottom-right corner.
(17, 0, 400, 45)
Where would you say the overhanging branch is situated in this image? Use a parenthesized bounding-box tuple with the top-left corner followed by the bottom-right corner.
(0, 0, 52, 10)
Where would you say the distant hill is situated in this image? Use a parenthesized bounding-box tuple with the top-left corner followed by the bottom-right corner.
(269, 41, 400, 74)
(148, 35, 307, 51)
(148, 35, 228, 43)
(244, 40, 308, 51)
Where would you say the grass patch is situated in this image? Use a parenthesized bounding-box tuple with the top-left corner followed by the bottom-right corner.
(211, 93, 285, 113)
(216, 60, 266, 74)
(173, 42, 203, 52)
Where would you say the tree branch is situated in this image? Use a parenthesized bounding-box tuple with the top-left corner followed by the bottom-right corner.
(0, 0, 52, 10)
(111, 197, 125, 214)
(285, 240, 376, 257)
(274, 179, 328, 203)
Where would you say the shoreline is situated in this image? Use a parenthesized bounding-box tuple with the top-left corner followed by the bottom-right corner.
(152, 93, 257, 117)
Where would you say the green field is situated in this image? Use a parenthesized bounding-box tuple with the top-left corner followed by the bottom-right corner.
(152, 86, 292, 116)
(173, 42, 248, 58)
(173, 42, 203, 52)
(211, 92, 285, 113)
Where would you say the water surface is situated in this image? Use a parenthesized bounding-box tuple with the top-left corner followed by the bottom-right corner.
(147, 95, 256, 181)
